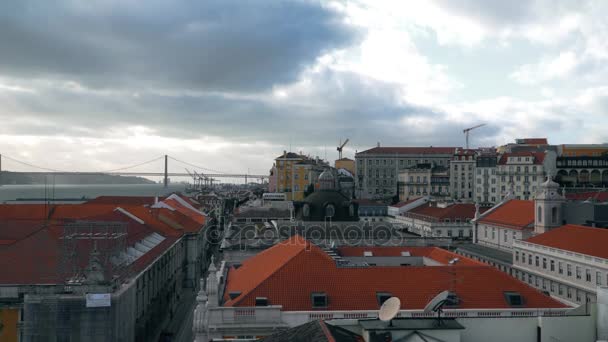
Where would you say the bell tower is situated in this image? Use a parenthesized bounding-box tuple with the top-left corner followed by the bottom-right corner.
(534, 173, 565, 235)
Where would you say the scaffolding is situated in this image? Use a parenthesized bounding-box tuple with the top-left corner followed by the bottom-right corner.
(58, 221, 129, 287)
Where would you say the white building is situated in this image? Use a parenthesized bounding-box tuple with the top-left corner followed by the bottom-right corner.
(513, 224, 608, 307)
(474, 149, 499, 205)
(393, 201, 480, 239)
(496, 151, 556, 201)
(449, 148, 476, 201)
(474, 199, 535, 251)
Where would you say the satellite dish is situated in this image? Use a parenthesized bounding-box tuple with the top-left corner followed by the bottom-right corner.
(379, 297, 401, 324)
(423, 290, 450, 313)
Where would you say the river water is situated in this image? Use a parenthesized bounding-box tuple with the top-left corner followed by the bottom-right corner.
(0, 184, 187, 203)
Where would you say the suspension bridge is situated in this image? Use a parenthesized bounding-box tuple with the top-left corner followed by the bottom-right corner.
(0, 154, 269, 187)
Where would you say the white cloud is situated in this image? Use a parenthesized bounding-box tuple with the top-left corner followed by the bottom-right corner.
(510, 51, 579, 85)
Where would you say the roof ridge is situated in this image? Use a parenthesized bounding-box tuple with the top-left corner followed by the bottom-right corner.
(229, 236, 317, 306)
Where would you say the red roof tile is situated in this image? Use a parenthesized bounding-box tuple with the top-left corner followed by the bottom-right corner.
(498, 152, 546, 165)
(0, 209, 179, 285)
(86, 196, 159, 205)
(525, 225, 608, 259)
(224, 236, 566, 311)
(565, 191, 608, 202)
(519, 138, 548, 145)
(408, 203, 485, 221)
(478, 200, 535, 230)
(357, 147, 457, 155)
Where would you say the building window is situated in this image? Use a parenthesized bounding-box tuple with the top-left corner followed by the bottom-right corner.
(550, 260, 555, 272)
(542, 258, 547, 269)
(376, 292, 392, 306)
(576, 266, 582, 280)
(567, 264, 572, 277)
(586, 269, 591, 282)
(538, 206, 542, 223)
(597, 272, 602, 286)
(311, 293, 327, 308)
(558, 285, 564, 296)
(558, 262, 563, 274)
(528, 254, 532, 265)
(551, 207, 557, 224)
(504, 292, 524, 307)
(567, 287, 572, 299)
(535, 256, 539, 267)
(515, 251, 519, 262)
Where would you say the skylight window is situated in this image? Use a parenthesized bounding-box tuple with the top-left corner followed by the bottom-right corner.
(376, 292, 392, 306)
(311, 293, 327, 308)
(504, 291, 524, 307)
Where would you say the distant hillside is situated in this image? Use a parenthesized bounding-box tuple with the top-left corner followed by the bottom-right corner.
(0, 172, 155, 185)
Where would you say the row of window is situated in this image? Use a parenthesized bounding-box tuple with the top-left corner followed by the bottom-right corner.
(558, 159, 608, 167)
(515, 270, 595, 304)
(361, 158, 449, 166)
(515, 251, 607, 286)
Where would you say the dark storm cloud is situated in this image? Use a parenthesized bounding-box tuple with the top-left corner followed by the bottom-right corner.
(0, 67, 462, 149)
(0, 0, 358, 92)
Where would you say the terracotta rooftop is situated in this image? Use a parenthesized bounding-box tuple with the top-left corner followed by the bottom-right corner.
(357, 147, 457, 155)
(477, 200, 535, 230)
(518, 138, 548, 145)
(408, 203, 486, 221)
(223, 236, 566, 311)
(524, 225, 608, 259)
(565, 191, 608, 202)
(0, 210, 178, 285)
(86, 196, 158, 205)
(498, 152, 546, 165)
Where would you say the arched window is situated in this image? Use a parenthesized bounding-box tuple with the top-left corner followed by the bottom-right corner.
(538, 206, 542, 223)
(551, 207, 557, 224)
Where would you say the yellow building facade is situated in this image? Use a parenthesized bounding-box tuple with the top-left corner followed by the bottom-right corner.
(274, 152, 326, 201)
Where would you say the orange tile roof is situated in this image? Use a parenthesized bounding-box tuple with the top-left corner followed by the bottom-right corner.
(409, 203, 484, 221)
(0, 210, 179, 285)
(478, 200, 535, 230)
(525, 225, 608, 259)
(86, 196, 159, 205)
(223, 236, 566, 311)
(565, 191, 608, 202)
(162, 198, 206, 226)
(358, 147, 457, 155)
(498, 152, 546, 165)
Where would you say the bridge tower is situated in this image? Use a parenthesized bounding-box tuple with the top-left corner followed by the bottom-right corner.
(163, 155, 168, 188)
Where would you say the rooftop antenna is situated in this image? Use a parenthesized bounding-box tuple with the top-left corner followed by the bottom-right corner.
(423, 290, 451, 327)
(378, 297, 401, 327)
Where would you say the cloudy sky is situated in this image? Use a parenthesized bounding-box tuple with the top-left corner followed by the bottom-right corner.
(1, 0, 607, 175)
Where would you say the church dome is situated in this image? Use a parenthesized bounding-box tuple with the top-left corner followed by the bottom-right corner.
(318, 169, 335, 191)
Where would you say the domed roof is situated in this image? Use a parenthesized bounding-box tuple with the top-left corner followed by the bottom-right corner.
(302, 190, 350, 206)
(318, 169, 336, 191)
(319, 169, 335, 181)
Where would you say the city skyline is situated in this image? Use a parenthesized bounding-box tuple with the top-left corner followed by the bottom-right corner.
(2, 1, 608, 174)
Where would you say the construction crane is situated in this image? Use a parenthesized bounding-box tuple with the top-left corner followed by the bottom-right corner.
(463, 124, 486, 149)
(337, 138, 350, 159)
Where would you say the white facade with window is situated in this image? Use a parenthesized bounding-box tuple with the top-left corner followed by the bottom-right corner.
(513, 239, 607, 306)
